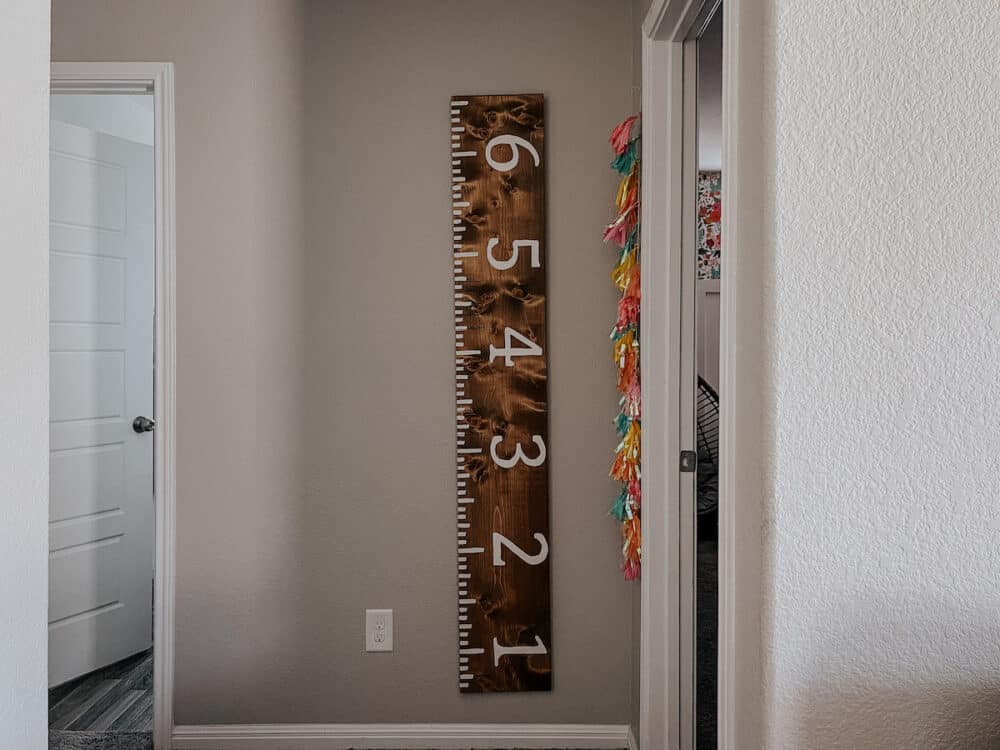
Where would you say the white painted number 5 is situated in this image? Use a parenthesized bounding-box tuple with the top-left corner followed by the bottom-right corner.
(492, 532, 549, 567)
(486, 238, 541, 271)
(489, 434, 546, 468)
(485, 134, 541, 172)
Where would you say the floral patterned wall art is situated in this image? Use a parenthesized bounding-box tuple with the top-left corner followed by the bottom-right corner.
(697, 171, 722, 280)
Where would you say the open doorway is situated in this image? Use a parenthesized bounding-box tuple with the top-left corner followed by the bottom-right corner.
(48, 88, 155, 749)
(48, 64, 176, 750)
(693, 6, 723, 749)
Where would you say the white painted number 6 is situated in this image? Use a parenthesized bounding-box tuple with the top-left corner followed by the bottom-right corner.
(492, 532, 549, 567)
(485, 134, 541, 172)
(490, 434, 546, 468)
(486, 238, 541, 271)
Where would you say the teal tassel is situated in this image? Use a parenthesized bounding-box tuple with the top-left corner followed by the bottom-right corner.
(624, 226, 638, 253)
(618, 239, 634, 265)
(611, 140, 639, 174)
(610, 485, 629, 521)
(616, 411, 632, 436)
(610, 323, 638, 342)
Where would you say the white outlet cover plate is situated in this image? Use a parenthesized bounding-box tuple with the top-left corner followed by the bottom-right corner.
(365, 609, 393, 652)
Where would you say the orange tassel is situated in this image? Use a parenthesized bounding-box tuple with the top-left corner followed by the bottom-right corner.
(611, 447, 640, 482)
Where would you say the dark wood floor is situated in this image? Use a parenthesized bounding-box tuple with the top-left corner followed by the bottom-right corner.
(49, 649, 152, 750)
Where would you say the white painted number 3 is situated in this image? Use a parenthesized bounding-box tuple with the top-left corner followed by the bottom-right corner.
(493, 532, 549, 567)
(486, 238, 541, 271)
(489, 327, 542, 367)
(490, 434, 546, 468)
(485, 134, 541, 172)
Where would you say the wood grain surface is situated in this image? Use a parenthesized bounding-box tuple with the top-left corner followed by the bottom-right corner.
(451, 93, 551, 693)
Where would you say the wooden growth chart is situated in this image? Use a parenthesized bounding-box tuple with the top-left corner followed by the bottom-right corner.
(451, 93, 551, 693)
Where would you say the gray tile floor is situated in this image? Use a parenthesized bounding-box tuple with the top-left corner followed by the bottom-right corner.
(49, 649, 152, 750)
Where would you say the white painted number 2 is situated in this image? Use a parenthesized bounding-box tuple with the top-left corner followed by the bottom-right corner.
(492, 635, 548, 667)
(490, 434, 546, 468)
(492, 532, 548, 567)
(486, 238, 540, 271)
(489, 327, 542, 367)
(485, 134, 541, 172)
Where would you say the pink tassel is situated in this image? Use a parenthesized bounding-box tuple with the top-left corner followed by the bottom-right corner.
(603, 220, 628, 247)
(603, 204, 637, 247)
(622, 380, 641, 418)
(627, 479, 641, 506)
(610, 115, 639, 155)
(616, 294, 640, 331)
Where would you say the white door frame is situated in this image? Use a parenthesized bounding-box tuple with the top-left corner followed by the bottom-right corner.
(50, 61, 177, 750)
(640, 2, 761, 749)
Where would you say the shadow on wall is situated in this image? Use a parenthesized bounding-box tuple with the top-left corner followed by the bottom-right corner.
(787, 603, 1000, 749)
(798, 683, 1000, 749)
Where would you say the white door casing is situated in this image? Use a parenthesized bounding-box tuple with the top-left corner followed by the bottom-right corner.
(49, 118, 155, 687)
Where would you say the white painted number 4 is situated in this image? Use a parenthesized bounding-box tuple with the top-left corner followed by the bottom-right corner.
(489, 327, 542, 367)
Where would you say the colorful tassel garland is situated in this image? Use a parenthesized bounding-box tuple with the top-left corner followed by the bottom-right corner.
(604, 114, 642, 580)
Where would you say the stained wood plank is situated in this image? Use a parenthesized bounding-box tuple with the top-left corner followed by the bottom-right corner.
(452, 93, 551, 693)
(50, 680, 120, 730)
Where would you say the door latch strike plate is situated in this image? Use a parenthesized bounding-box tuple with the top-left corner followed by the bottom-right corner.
(680, 450, 698, 472)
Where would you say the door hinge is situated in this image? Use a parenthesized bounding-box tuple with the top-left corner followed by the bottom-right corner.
(680, 450, 698, 472)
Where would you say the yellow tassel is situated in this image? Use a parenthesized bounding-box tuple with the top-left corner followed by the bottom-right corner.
(612, 248, 637, 291)
(618, 419, 641, 463)
(615, 171, 637, 212)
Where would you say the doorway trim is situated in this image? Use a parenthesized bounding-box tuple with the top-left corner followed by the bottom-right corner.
(51, 61, 177, 750)
(640, 2, 761, 749)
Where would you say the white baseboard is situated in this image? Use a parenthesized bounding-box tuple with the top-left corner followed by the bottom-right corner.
(172, 723, 632, 749)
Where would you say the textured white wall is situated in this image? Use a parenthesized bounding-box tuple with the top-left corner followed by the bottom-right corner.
(0, 1, 49, 748)
(761, 1, 1000, 747)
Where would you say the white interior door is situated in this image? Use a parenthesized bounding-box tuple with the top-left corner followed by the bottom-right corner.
(49, 118, 155, 687)
(695, 279, 721, 391)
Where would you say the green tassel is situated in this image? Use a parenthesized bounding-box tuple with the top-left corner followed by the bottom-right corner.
(610, 323, 638, 342)
(624, 226, 638, 252)
(616, 411, 632, 436)
(611, 141, 638, 174)
(610, 486, 629, 521)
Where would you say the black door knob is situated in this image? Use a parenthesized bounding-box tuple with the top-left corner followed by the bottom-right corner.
(133, 416, 155, 433)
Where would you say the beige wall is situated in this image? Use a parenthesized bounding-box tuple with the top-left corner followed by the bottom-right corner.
(52, 0, 311, 723)
(301, 0, 635, 724)
(53, 0, 636, 725)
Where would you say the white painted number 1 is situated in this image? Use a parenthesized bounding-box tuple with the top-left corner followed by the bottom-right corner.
(492, 532, 548, 567)
(485, 134, 541, 172)
(492, 635, 548, 667)
(489, 327, 542, 367)
(490, 434, 546, 468)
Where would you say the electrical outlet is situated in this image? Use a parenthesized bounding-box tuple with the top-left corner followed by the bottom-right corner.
(365, 609, 393, 652)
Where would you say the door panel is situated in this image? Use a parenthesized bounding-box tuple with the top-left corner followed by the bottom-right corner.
(49, 443, 126, 522)
(49, 118, 154, 687)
